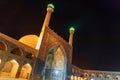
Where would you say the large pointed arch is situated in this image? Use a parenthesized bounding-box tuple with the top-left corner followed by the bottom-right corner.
(43, 45, 67, 80)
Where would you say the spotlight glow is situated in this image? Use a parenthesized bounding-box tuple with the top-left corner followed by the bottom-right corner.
(55, 70, 59, 74)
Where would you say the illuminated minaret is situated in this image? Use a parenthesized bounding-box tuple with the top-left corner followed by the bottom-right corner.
(69, 27, 75, 46)
(36, 4, 54, 50)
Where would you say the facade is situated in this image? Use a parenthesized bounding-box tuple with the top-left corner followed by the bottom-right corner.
(0, 33, 36, 79)
(0, 4, 120, 80)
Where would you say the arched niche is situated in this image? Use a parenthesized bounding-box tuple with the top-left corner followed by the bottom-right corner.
(113, 76, 119, 80)
(106, 75, 111, 79)
(19, 63, 32, 79)
(72, 68, 75, 74)
(98, 74, 103, 78)
(0, 59, 19, 78)
(78, 71, 81, 75)
(75, 70, 78, 74)
(26, 53, 34, 59)
(44, 45, 67, 80)
(10, 47, 23, 56)
(84, 73, 89, 78)
(91, 73, 95, 77)
(0, 40, 7, 51)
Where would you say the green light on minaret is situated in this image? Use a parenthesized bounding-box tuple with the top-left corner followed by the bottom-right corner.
(48, 4, 55, 9)
(69, 27, 75, 31)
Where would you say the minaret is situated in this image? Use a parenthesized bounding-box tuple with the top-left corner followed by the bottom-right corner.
(42, 4, 54, 28)
(36, 4, 54, 50)
(69, 27, 75, 46)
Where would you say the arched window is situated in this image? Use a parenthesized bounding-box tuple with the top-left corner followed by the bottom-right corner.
(0, 40, 7, 51)
(11, 47, 23, 56)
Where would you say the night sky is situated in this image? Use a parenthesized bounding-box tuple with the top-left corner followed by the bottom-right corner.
(1, 0, 120, 71)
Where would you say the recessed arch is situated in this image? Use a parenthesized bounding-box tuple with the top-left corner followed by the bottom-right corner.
(106, 75, 111, 79)
(43, 45, 67, 80)
(98, 74, 103, 78)
(78, 71, 81, 75)
(84, 73, 89, 78)
(0, 40, 7, 51)
(0, 59, 19, 78)
(10, 47, 23, 56)
(72, 68, 75, 73)
(26, 53, 34, 59)
(114, 76, 119, 80)
(91, 73, 96, 77)
(19, 63, 32, 79)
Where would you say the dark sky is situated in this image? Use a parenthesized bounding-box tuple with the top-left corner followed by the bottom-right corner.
(1, 0, 120, 71)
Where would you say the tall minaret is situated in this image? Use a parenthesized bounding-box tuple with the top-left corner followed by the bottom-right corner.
(36, 4, 54, 50)
(69, 27, 75, 46)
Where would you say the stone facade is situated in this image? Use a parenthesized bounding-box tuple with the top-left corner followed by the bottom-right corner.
(0, 33, 37, 79)
(33, 27, 73, 80)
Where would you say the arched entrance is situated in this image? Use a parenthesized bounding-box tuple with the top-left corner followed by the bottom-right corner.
(43, 46, 66, 80)
(0, 59, 19, 78)
(19, 63, 32, 79)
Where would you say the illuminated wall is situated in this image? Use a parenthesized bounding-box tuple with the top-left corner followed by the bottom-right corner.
(44, 47, 66, 80)
(0, 34, 36, 79)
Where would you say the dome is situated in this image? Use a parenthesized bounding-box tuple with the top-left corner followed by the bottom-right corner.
(19, 34, 38, 48)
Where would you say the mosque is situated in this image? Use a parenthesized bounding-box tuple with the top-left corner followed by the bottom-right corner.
(0, 4, 120, 80)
